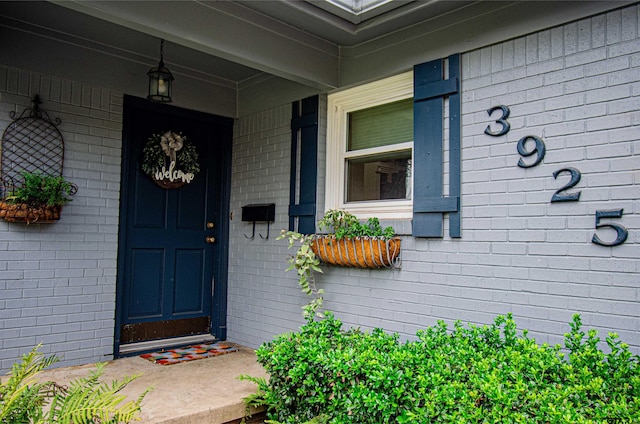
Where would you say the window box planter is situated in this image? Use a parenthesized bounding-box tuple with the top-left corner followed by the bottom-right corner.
(311, 235, 401, 268)
(279, 210, 400, 317)
(0, 201, 61, 223)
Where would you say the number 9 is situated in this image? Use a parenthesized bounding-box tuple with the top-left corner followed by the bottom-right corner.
(517, 136, 546, 168)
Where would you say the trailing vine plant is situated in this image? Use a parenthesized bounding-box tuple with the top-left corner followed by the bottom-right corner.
(276, 210, 395, 318)
(277, 230, 324, 319)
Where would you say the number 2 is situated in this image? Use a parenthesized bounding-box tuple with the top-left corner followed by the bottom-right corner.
(551, 168, 581, 202)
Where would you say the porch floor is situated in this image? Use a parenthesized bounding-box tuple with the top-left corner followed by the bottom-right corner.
(37, 344, 268, 423)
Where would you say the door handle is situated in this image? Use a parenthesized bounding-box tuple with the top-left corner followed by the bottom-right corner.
(205, 236, 216, 244)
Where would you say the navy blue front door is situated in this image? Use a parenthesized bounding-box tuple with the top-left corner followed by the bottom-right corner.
(116, 96, 232, 350)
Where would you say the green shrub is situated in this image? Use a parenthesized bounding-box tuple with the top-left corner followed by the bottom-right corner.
(245, 314, 640, 423)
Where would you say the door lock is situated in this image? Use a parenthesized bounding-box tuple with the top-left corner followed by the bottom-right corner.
(205, 236, 216, 244)
(207, 222, 215, 228)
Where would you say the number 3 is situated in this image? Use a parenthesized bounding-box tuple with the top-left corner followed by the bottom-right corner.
(485, 105, 511, 137)
(592, 209, 628, 246)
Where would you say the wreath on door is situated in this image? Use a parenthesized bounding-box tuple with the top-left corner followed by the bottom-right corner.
(141, 131, 200, 189)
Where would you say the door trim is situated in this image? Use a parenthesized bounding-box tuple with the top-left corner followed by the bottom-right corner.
(114, 95, 233, 357)
(119, 334, 216, 356)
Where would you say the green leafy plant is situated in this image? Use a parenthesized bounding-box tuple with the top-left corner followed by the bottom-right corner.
(4, 172, 74, 207)
(0, 345, 151, 424)
(245, 314, 640, 423)
(318, 209, 394, 239)
(277, 230, 324, 319)
(0, 345, 57, 423)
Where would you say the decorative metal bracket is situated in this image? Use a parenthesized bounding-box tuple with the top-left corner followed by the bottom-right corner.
(1, 95, 66, 196)
(0, 95, 78, 221)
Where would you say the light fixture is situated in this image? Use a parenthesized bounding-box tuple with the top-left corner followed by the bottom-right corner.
(147, 39, 174, 102)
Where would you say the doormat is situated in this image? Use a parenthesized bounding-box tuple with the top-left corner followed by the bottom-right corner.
(140, 342, 239, 365)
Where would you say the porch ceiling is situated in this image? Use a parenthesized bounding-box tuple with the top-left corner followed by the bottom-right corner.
(0, 1, 631, 92)
(1, 0, 481, 90)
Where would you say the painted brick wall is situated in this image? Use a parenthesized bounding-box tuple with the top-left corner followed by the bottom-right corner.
(450, 5, 639, 347)
(0, 3, 636, 374)
(227, 5, 640, 352)
(227, 102, 308, 344)
(0, 66, 122, 370)
(227, 94, 329, 346)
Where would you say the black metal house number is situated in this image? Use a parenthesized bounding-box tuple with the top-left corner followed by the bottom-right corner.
(485, 105, 628, 247)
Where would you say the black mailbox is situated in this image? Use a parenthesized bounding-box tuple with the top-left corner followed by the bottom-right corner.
(242, 203, 275, 222)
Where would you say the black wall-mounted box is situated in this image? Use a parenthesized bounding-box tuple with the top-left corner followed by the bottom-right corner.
(242, 203, 275, 222)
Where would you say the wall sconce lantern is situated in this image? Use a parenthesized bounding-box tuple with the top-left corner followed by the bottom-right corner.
(147, 39, 174, 102)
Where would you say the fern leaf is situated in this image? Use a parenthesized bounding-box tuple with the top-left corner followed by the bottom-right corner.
(44, 362, 150, 424)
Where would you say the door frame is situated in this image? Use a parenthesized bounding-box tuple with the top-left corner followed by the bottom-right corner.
(114, 95, 233, 356)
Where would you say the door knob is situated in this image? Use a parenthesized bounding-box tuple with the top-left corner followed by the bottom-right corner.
(205, 236, 216, 244)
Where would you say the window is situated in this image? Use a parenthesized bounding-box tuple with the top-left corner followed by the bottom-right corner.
(326, 72, 414, 219)
(326, 54, 461, 237)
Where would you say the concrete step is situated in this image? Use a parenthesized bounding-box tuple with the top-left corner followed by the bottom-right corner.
(37, 344, 268, 424)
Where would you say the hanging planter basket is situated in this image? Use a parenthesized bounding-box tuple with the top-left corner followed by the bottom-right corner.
(1, 96, 75, 224)
(0, 201, 62, 224)
(311, 235, 401, 268)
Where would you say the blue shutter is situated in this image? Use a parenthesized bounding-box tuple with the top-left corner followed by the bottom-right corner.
(413, 54, 461, 238)
(289, 95, 319, 234)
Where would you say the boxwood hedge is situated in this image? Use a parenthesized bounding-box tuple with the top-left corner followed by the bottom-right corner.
(244, 313, 640, 423)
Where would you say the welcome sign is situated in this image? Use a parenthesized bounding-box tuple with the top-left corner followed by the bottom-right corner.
(141, 130, 200, 189)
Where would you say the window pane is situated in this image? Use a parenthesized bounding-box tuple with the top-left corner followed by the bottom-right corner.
(348, 98, 413, 151)
(346, 150, 412, 202)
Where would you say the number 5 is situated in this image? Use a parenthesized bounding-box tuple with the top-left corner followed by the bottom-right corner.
(592, 209, 628, 246)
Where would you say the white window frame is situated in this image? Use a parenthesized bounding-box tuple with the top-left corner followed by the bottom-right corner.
(325, 71, 414, 220)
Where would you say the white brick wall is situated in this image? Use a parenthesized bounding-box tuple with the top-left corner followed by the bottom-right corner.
(0, 66, 122, 370)
(227, 5, 640, 352)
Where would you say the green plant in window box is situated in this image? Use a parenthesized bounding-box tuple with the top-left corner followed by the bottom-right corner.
(317, 209, 395, 239)
(0, 172, 76, 223)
